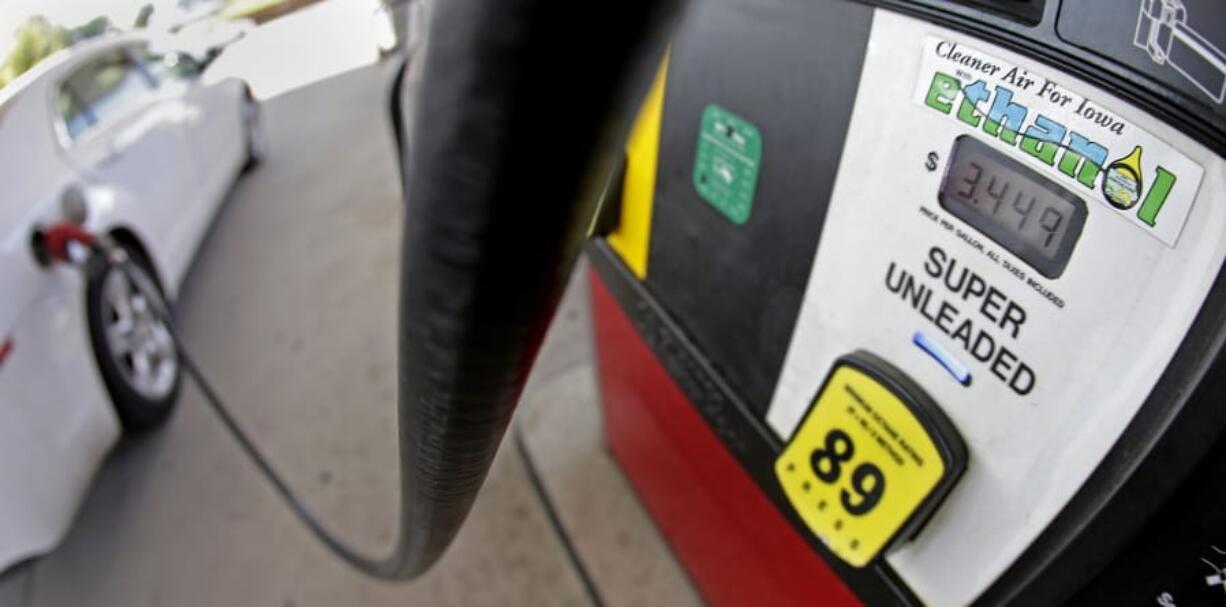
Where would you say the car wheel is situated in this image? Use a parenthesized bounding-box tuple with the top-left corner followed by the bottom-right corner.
(242, 89, 264, 173)
(85, 245, 180, 432)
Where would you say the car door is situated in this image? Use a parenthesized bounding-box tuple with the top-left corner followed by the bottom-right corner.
(56, 46, 199, 277)
(139, 48, 244, 264)
(156, 49, 243, 206)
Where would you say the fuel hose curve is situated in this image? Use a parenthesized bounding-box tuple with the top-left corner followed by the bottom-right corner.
(45, 0, 683, 582)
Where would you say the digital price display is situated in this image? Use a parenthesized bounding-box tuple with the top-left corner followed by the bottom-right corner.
(939, 136, 1087, 279)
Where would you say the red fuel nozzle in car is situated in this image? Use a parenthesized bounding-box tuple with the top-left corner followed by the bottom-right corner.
(34, 222, 96, 265)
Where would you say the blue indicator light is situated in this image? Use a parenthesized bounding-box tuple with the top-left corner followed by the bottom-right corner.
(913, 331, 972, 386)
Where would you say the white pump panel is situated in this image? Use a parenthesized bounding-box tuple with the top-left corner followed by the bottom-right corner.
(766, 10, 1226, 605)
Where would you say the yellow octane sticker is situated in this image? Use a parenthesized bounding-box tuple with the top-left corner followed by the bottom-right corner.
(775, 365, 945, 567)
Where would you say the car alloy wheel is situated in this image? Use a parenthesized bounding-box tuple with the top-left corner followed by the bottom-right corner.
(99, 262, 178, 403)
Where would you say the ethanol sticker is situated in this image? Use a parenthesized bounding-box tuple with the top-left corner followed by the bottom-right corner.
(912, 36, 1204, 247)
(775, 358, 962, 568)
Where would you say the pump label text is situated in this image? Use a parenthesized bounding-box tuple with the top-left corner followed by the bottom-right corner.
(913, 37, 1204, 247)
(886, 246, 1036, 396)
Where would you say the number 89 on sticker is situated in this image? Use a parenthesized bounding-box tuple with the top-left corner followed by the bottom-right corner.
(812, 429, 885, 516)
(775, 355, 966, 567)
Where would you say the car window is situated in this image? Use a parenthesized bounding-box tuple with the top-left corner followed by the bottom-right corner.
(58, 49, 158, 142)
(139, 50, 202, 83)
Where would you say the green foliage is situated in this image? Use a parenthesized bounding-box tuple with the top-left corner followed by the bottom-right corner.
(70, 16, 112, 41)
(0, 16, 70, 89)
(134, 5, 156, 29)
(0, 15, 115, 90)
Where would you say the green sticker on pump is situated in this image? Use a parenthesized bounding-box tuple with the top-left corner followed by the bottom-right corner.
(693, 104, 762, 225)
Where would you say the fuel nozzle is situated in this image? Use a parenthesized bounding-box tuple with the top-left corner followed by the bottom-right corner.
(32, 222, 97, 267)
(32, 184, 101, 267)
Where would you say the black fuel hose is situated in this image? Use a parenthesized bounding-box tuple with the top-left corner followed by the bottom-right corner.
(385, 0, 680, 579)
(79, 0, 683, 583)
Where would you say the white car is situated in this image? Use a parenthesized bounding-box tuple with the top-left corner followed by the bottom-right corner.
(0, 34, 260, 570)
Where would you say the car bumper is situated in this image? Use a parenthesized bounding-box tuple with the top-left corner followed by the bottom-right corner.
(0, 271, 121, 571)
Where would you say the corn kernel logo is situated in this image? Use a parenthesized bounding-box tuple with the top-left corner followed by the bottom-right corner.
(922, 68, 1178, 229)
(1104, 146, 1145, 209)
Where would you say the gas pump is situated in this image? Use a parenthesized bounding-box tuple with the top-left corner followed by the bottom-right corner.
(587, 0, 1226, 605)
(32, 0, 1225, 604)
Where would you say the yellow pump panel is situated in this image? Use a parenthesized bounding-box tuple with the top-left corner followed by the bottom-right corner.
(607, 57, 669, 280)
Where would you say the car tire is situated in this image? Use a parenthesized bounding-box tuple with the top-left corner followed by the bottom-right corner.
(85, 243, 181, 433)
(241, 88, 264, 173)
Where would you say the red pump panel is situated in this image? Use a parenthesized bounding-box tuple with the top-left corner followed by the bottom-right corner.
(590, 269, 861, 607)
